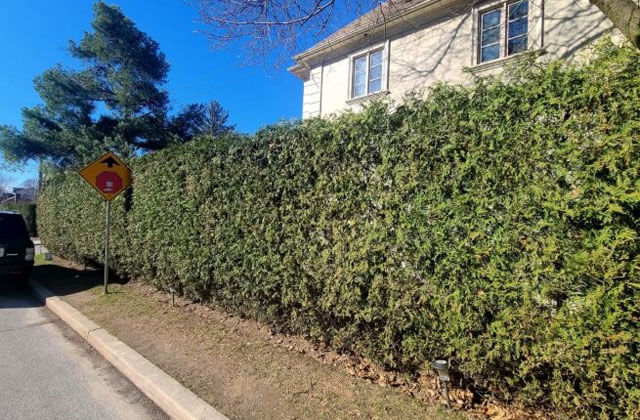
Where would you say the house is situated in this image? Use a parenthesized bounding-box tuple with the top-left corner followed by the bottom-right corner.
(289, 0, 620, 118)
(11, 187, 37, 203)
(0, 192, 15, 203)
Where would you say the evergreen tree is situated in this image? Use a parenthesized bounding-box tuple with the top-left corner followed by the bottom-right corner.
(0, 2, 232, 168)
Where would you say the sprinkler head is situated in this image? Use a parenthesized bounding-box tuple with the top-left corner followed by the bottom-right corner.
(431, 359, 450, 382)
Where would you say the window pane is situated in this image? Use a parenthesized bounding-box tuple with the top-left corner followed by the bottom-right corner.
(369, 78, 382, 93)
(508, 35, 528, 55)
(509, 1, 528, 20)
(370, 50, 383, 67)
(354, 68, 366, 85)
(369, 64, 382, 80)
(481, 43, 500, 62)
(353, 83, 366, 98)
(508, 17, 528, 38)
(482, 27, 500, 46)
(480, 9, 501, 61)
(0, 215, 28, 240)
(354, 70, 366, 88)
(352, 56, 367, 97)
(482, 9, 501, 28)
(354, 56, 366, 74)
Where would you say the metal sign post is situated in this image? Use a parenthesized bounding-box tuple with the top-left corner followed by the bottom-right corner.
(104, 199, 110, 294)
(79, 151, 131, 295)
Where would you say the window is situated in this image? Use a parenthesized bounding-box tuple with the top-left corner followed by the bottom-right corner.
(480, 9, 501, 63)
(351, 49, 384, 98)
(479, 0, 529, 64)
(507, 1, 529, 55)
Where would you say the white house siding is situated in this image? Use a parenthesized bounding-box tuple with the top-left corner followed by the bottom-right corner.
(386, 7, 475, 104)
(302, 66, 323, 118)
(319, 56, 351, 119)
(544, 0, 619, 60)
(299, 0, 619, 118)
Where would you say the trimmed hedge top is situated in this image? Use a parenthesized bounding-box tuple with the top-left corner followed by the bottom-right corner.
(39, 40, 639, 419)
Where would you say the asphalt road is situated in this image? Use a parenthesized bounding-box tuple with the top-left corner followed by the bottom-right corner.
(0, 288, 167, 420)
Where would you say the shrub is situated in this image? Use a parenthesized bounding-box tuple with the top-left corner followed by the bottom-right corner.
(1, 202, 37, 236)
(38, 41, 640, 419)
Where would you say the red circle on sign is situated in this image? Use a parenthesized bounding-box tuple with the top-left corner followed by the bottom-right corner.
(96, 171, 123, 193)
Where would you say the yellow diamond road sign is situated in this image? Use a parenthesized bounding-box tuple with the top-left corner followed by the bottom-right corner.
(79, 152, 132, 201)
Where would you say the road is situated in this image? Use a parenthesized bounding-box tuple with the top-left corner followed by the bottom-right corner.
(0, 289, 167, 420)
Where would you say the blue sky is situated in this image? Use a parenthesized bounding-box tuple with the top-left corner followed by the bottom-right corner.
(0, 0, 334, 188)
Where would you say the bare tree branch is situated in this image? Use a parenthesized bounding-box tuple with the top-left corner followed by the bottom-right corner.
(192, 0, 640, 66)
(192, 0, 382, 65)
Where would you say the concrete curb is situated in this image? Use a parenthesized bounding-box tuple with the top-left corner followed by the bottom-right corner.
(30, 280, 229, 420)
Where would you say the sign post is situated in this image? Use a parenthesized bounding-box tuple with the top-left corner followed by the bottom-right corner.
(104, 200, 110, 294)
(79, 152, 132, 294)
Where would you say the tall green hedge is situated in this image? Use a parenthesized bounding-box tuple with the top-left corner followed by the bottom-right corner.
(1, 202, 37, 236)
(38, 41, 639, 419)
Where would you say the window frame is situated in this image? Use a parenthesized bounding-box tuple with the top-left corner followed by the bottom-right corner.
(477, 0, 530, 65)
(479, 6, 502, 64)
(351, 53, 369, 99)
(348, 42, 389, 100)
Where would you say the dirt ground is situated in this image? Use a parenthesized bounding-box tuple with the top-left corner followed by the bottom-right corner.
(31, 259, 535, 420)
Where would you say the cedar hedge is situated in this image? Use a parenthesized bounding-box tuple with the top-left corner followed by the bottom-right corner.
(1, 203, 37, 236)
(38, 41, 639, 419)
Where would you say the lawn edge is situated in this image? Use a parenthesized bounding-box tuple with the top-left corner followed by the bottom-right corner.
(29, 279, 229, 420)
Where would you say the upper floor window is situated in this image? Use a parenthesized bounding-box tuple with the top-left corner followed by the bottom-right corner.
(479, 0, 529, 64)
(351, 49, 384, 98)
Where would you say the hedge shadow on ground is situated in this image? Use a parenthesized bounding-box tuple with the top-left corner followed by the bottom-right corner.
(0, 287, 44, 308)
(31, 262, 128, 297)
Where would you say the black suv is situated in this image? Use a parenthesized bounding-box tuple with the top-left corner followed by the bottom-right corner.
(0, 211, 34, 286)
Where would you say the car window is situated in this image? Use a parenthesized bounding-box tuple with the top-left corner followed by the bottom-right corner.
(0, 214, 29, 241)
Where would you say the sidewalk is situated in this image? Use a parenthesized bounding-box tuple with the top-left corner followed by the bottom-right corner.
(31, 237, 50, 258)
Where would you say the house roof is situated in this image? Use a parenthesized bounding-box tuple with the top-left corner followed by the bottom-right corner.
(289, 0, 439, 78)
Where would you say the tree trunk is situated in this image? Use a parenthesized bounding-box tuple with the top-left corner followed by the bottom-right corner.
(590, 0, 640, 48)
